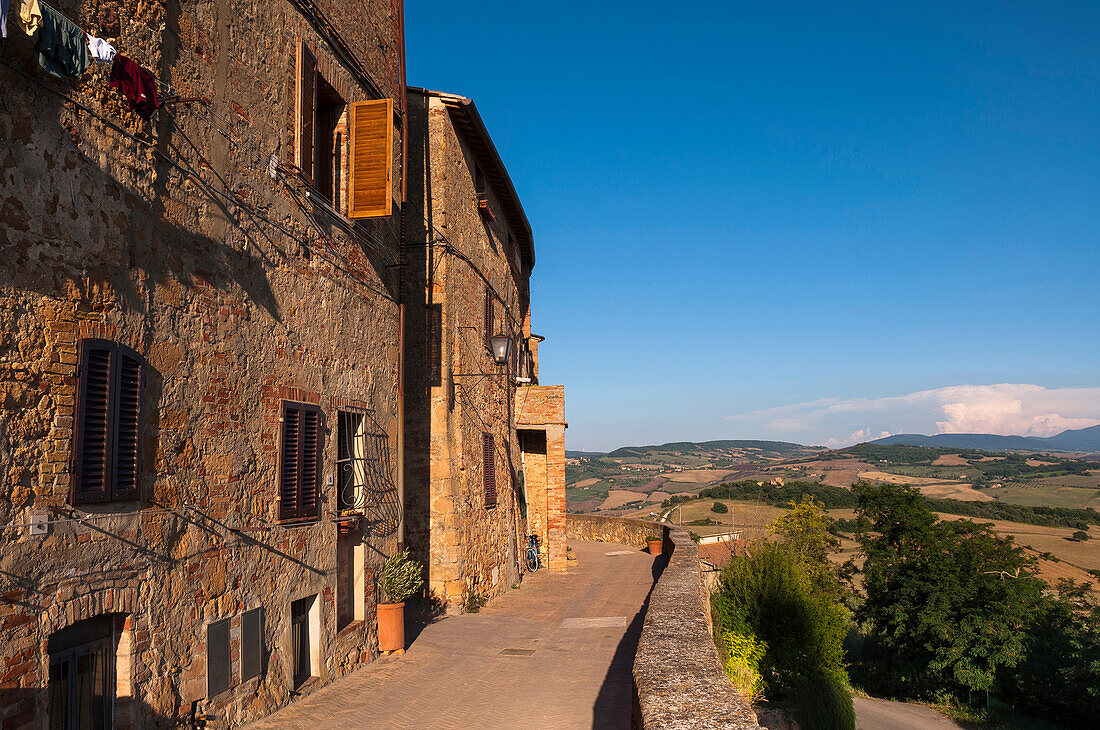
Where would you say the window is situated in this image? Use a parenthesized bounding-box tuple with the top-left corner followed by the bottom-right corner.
(206, 618, 231, 698)
(291, 596, 316, 689)
(241, 608, 264, 682)
(336, 411, 367, 513)
(482, 432, 497, 508)
(48, 617, 115, 729)
(71, 339, 144, 505)
(279, 402, 323, 521)
(483, 288, 494, 350)
(314, 76, 346, 206)
(336, 534, 355, 631)
(295, 39, 391, 219)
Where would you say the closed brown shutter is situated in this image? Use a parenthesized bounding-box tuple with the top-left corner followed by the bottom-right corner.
(112, 347, 143, 499)
(347, 99, 393, 219)
(241, 607, 264, 681)
(300, 408, 321, 519)
(72, 340, 113, 503)
(279, 405, 302, 520)
(483, 289, 494, 349)
(482, 432, 497, 507)
(279, 402, 322, 521)
(296, 39, 317, 185)
(207, 618, 231, 697)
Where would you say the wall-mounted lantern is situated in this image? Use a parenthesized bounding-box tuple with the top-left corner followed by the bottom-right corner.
(489, 334, 512, 366)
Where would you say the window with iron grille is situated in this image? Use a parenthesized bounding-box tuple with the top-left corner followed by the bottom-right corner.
(482, 431, 497, 507)
(279, 402, 323, 521)
(71, 339, 145, 505)
(336, 411, 367, 513)
(207, 618, 231, 698)
(241, 608, 264, 682)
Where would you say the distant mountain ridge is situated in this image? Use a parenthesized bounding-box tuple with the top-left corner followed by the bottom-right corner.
(869, 425, 1100, 453)
(604, 439, 819, 459)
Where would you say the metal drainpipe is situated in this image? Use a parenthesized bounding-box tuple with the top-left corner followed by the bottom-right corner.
(396, 0, 409, 551)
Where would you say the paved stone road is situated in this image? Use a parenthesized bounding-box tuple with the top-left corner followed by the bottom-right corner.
(245, 540, 659, 730)
(853, 696, 964, 730)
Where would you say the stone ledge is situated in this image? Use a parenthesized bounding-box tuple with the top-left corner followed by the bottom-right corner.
(633, 529, 762, 730)
(566, 513, 662, 548)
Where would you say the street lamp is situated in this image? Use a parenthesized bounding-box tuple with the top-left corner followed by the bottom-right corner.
(489, 334, 512, 366)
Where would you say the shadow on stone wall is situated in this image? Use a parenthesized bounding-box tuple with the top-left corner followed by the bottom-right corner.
(591, 550, 669, 729)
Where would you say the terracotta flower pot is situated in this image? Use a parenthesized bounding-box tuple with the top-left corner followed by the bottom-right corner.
(647, 539, 663, 555)
(377, 602, 405, 652)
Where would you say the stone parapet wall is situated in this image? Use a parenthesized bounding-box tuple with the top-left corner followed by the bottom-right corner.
(633, 529, 762, 730)
(565, 513, 666, 548)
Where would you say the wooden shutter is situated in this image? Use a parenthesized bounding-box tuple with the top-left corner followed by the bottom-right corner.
(300, 408, 321, 519)
(279, 402, 322, 521)
(348, 99, 393, 219)
(72, 340, 114, 504)
(296, 39, 317, 186)
(482, 432, 497, 507)
(279, 405, 302, 519)
(483, 289, 494, 349)
(241, 608, 263, 681)
(112, 346, 143, 500)
(207, 618, 231, 697)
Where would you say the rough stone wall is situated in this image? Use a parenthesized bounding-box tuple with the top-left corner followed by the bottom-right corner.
(514, 385, 566, 570)
(404, 91, 529, 611)
(0, 1, 405, 727)
(566, 513, 666, 548)
(633, 529, 762, 730)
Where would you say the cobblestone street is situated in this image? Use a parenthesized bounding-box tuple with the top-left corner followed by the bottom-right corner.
(244, 540, 659, 729)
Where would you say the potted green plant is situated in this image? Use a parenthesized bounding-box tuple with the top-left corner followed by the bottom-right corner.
(377, 549, 423, 652)
(647, 535, 663, 555)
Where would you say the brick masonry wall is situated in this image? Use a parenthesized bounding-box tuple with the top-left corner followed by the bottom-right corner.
(0, 0, 404, 727)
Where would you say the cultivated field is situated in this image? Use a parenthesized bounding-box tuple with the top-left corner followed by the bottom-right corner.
(630, 495, 1099, 593)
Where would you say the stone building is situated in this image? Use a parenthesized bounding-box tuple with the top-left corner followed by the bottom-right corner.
(404, 88, 568, 611)
(0, 0, 408, 727)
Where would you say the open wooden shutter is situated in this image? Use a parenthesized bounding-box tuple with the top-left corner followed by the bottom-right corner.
(112, 346, 143, 500)
(72, 340, 114, 504)
(300, 408, 321, 519)
(348, 98, 393, 219)
(482, 432, 497, 507)
(279, 405, 302, 520)
(296, 39, 317, 185)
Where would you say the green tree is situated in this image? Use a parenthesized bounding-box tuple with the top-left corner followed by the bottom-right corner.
(1000, 579, 1100, 726)
(712, 501, 729, 513)
(852, 482, 1044, 699)
(770, 495, 842, 596)
(712, 544, 854, 730)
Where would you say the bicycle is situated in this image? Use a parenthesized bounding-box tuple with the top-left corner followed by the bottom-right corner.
(525, 534, 541, 572)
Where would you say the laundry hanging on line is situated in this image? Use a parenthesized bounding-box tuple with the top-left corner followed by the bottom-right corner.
(88, 35, 116, 63)
(33, 2, 88, 78)
(109, 54, 161, 119)
(17, 0, 40, 35)
(12, 0, 165, 119)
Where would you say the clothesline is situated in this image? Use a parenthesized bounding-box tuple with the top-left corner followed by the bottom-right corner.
(5, 3, 408, 296)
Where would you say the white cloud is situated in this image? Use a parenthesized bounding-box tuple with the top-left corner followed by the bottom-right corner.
(724, 384, 1100, 447)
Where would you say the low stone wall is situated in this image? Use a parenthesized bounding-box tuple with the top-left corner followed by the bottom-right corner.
(565, 513, 665, 548)
(633, 528, 762, 729)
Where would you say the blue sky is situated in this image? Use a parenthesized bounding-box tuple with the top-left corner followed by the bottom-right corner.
(405, 1, 1100, 451)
